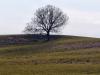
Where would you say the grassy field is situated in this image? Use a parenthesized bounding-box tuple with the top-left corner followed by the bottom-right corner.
(0, 35, 100, 75)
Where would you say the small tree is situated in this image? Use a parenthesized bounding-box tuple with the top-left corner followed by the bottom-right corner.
(24, 5, 69, 41)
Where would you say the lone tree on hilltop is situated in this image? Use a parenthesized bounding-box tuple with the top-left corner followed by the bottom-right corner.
(24, 5, 69, 41)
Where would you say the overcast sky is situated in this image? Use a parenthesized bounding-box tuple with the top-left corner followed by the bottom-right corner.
(0, 0, 100, 38)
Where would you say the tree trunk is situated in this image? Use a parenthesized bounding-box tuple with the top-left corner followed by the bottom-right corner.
(46, 31, 50, 41)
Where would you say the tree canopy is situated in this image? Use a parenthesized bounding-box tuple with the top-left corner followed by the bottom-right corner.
(24, 5, 69, 41)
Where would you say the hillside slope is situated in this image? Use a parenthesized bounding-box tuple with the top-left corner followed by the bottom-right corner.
(0, 35, 100, 75)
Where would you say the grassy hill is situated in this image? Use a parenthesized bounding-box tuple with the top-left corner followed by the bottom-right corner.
(0, 34, 100, 75)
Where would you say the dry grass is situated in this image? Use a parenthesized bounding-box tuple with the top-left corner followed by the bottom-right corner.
(0, 36, 100, 75)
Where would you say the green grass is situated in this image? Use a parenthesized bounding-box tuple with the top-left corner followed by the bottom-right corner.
(0, 36, 100, 75)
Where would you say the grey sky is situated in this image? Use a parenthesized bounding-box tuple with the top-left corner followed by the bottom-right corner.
(0, 0, 100, 37)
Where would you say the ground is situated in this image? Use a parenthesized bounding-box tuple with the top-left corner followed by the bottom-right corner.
(0, 35, 100, 75)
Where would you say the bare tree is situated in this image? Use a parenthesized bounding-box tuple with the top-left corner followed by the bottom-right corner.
(24, 5, 69, 41)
